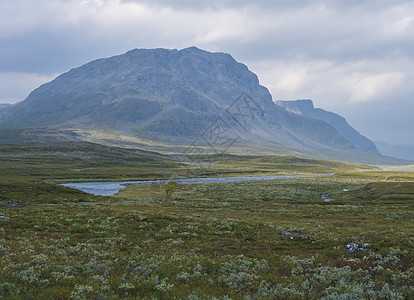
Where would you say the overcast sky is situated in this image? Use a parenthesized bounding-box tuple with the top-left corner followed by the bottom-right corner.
(0, 0, 413, 145)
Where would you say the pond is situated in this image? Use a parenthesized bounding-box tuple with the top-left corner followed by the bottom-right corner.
(61, 173, 335, 196)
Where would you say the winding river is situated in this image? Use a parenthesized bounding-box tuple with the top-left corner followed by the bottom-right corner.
(61, 173, 335, 196)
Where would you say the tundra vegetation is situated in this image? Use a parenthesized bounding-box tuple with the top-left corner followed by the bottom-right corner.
(0, 142, 414, 299)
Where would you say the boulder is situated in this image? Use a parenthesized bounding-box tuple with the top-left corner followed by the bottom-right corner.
(344, 243, 369, 255)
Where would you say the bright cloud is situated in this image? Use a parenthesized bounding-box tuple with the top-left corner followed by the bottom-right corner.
(346, 72, 404, 103)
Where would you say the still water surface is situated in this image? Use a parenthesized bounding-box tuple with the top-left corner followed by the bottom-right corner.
(61, 173, 335, 196)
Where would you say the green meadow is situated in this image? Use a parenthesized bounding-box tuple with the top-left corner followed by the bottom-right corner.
(1, 142, 414, 299)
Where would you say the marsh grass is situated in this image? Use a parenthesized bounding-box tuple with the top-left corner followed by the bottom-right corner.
(1, 142, 414, 299)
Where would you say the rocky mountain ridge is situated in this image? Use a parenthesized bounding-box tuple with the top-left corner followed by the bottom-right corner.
(277, 100, 379, 154)
(0, 47, 405, 164)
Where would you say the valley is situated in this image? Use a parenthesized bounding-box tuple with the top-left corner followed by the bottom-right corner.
(0, 47, 413, 299)
(1, 0, 414, 297)
(1, 142, 414, 299)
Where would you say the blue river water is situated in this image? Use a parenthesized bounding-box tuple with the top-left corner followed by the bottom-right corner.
(61, 173, 335, 196)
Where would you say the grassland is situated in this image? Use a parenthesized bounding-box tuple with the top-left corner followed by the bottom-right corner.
(1, 142, 414, 299)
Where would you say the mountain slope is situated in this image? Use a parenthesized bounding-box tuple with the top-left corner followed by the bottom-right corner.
(0, 47, 269, 136)
(0, 47, 403, 165)
(0, 47, 357, 153)
(277, 100, 380, 154)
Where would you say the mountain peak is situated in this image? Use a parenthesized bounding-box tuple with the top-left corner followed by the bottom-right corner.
(123, 46, 218, 57)
(123, 47, 179, 58)
(0, 47, 385, 163)
(277, 99, 380, 155)
(181, 46, 204, 52)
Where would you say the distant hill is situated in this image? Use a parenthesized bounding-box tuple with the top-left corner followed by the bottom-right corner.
(0, 47, 407, 165)
(277, 100, 380, 154)
(0, 103, 11, 110)
(375, 141, 414, 161)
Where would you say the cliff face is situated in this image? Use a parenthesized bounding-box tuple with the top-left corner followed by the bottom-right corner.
(277, 100, 380, 154)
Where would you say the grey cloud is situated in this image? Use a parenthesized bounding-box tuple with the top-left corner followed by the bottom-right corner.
(0, 0, 413, 145)
(121, 0, 311, 10)
(0, 72, 56, 103)
(121, 0, 413, 11)
(2, 0, 414, 73)
(342, 99, 414, 146)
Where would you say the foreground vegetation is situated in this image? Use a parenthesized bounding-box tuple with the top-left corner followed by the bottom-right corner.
(1, 142, 414, 299)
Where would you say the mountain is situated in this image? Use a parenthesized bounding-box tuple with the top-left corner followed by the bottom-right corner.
(277, 100, 380, 155)
(0, 47, 354, 148)
(0, 47, 407, 164)
(375, 141, 414, 161)
(0, 104, 10, 110)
